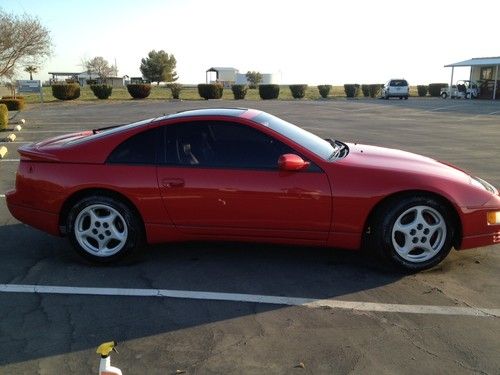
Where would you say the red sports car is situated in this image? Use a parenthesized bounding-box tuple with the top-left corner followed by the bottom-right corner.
(6, 108, 500, 271)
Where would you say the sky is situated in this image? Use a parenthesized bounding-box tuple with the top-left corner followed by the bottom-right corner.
(2, 0, 500, 85)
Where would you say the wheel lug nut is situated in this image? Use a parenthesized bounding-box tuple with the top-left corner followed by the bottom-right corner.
(421, 237, 427, 243)
(410, 229, 416, 235)
(105, 230, 111, 236)
(95, 222, 101, 228)
(98, 234, 104, 240)
(92, 229, 98, 235)
(417, 224, 423, 230)
(412, 237, 419, 244)
(103, 223, 109, 228)
(423, 228, 430, 235)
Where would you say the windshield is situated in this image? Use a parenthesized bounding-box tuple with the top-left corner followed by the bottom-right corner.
(253, 112, 334, 160)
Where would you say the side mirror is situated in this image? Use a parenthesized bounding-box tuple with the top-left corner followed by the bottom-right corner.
(278, 154, 310, 171)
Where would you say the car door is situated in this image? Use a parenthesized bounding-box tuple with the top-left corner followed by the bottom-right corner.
(156, 120, 332, 241)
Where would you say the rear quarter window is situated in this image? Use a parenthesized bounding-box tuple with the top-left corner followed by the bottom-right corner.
(107, 128, 160, 165)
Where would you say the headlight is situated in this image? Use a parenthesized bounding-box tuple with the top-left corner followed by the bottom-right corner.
(471, 176, 498, 195)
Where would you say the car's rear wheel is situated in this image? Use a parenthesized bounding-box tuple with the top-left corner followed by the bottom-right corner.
(441, 92, 448, 99)
(371, 196, 454, 271)
(67, 195, 142, 263)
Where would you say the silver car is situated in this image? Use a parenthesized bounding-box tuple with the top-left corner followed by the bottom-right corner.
(382, 79, 409, 100)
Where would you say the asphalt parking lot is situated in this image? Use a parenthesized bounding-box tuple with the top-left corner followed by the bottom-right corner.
(0, 98, 499, 374)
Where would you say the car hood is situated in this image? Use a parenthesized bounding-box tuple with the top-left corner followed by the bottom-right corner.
(341, 143, 471, 183)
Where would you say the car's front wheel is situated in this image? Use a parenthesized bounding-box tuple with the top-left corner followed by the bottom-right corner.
(371, 196, 454, 271)
(67, 195, 143, 263)
(441, 92, 448, 99)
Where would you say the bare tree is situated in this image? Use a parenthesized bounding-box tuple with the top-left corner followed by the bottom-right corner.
(83, 56, 117, 83)
(0, 10, 52, 78)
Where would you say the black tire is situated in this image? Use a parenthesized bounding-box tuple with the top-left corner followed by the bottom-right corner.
(369, 196, 454, 272)
(399, 96, 403, 100)
(441, 92, 448, 99)
(67, 195, 143, 263)
(404, 96, 408, 100)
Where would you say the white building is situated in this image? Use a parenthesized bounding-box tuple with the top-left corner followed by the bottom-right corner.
(235, 73, 278, 85)
(444, 57, 500, 99)
(206, 67, 280, 87)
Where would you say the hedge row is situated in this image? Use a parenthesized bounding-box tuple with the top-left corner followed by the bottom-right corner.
(318, 85, 331, 98)
(127, 84, 151, 99)
(231, 84, 248, 100)
(90, 84, 113, 99)
(417, 85, 428, 97)
(0, 104, 7, 130)
(0, 98, 25, 111)
(40, 82, 455, 102)
(198, 83, 223, 100)
(168, 83, 182, 99)
(428, 83, 448, 97)
(259, 84, 280, 99)
(52, 83, 81, 100)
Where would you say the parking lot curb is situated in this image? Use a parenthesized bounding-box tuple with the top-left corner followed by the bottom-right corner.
(0, 146, 7, 159)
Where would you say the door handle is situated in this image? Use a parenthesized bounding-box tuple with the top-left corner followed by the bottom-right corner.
(162, 178, 185, 188)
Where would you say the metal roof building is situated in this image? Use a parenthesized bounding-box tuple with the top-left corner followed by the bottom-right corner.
(444, 57, 500, 99)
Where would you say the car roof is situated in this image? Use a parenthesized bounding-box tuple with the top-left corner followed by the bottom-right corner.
(159, 108, 251, 121)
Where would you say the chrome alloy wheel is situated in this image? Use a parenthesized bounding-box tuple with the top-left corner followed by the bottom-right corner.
(74, 204, 128, 257)
(391, 205, 447, 263)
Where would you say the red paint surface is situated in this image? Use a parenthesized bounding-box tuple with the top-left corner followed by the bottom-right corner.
(6, 109, 500, 252)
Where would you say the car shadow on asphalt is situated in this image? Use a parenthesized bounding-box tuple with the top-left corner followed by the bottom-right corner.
(0, 223, 402, 367)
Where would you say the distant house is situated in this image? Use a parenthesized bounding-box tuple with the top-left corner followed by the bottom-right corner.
(444, 57, 500, 99)
(206, 67, 239, 87)
(206, 67, 279, 87)
(235, 73, 278, 85)
(48, 71, 127, 87)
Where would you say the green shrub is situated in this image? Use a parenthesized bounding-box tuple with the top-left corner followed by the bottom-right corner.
(90, 84, 113, 99)
(258, 84, 280, 100)
(361, 84, 370, 97)
(231, 84, 248, 100)
(52, 83, 81, 100)
(417, 85, 428, 97)
(344, 84, 360, 98)
(428, 83, 448, 97)
(168, 83, 183, 99)
(1, 95, 25, 100)
(0, 104, 7, 130)
(369, 84, 383, 98)
(317, 85, 331, 98)
(289, 84, 308, 99)
(0, 99, 25, 111)
(197, 83, 223, 100)
(127, 83, 151, 99)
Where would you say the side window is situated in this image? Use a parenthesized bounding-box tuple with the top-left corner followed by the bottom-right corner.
(163, 121, 298, 170)
(107, 128, 160, 165)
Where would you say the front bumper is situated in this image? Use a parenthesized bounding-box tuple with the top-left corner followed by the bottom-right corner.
(458, 194, 500, 250)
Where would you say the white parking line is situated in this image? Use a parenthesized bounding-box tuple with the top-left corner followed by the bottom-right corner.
(0, 159, 20, 162)
(427, 104, 462, 112)
(0, 284, 498, 317)
(0, 194, 5, 198)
